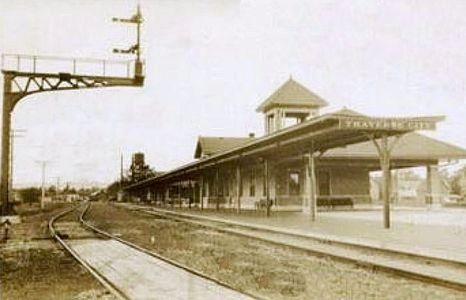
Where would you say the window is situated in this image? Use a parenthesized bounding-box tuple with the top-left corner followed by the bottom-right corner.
(289, 172, 300, 195)
(208, 177, 214, 196)
(218, 173, 223, 197)
(267, 115, 274, 133)
(318, 171, 330, 195)
(224, 174, 229, 196)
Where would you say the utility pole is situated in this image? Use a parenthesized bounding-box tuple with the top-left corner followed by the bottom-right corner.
(55, 176, 60, 201)
(120, 153, 124, 188)
(9, 129, 25, 203)
(35, 160, 49, 210)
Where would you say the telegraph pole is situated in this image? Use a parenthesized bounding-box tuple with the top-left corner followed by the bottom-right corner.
(35, 160, 49, 210)
(55, 176, 60, 201)
(120, 153, 124, 188)
(9, 129, 25, 202)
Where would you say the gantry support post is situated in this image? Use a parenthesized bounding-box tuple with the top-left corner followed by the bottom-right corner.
(1, 74, 13, 215)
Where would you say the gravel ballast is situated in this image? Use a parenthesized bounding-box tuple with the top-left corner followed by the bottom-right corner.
(0, 203, 115, 300)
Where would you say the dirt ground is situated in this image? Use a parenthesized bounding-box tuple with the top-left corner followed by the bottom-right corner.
(0, 202, 114, 300)
(85, 202, 466, 300)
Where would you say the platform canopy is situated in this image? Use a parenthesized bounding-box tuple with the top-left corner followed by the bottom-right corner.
(126, 112, 445, 189)
(125, 111, 446, 229)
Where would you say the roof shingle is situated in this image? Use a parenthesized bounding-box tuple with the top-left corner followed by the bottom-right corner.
(194, 136, 256, 159)
(324, 132, 466, 160)
(256, 78, 328, 113)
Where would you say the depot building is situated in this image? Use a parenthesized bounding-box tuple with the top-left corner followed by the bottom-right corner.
(125, 78, 466, 212)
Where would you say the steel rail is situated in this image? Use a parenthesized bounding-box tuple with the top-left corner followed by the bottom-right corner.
(144, 207, 466, 265)
(48, 203, 129, 300)
(126, 205, 466, 293)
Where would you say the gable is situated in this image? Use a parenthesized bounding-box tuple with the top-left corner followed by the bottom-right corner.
(194, 136, 255, 159)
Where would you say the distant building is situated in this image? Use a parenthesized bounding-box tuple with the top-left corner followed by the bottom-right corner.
(370, 170, 449, 205)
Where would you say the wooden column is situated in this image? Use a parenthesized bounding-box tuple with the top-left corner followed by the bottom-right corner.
(205, 176, 209, 209)
(199, 175, 204, 210)
(264, 114, 268, 134)
(304, 151, 317, 221)
(310, 152, 317, 221)
(392, 170, 398, 204)
(380, 134, 391, 228)
(264, 158, 271, 217)
(426, 164, 441, 206)
(178, 182, 182, 208)
(166, 185, 171, 208)
(309, 152, 317, 221)
(170, 185, 174, 208)
(161, 187, 165, 206)
(426, 165, 432, 205)
(215, 168, 220, 211)
(370, 133, 404, 228)
(371, 133, 392, 228)
(236, 164, 242, 213)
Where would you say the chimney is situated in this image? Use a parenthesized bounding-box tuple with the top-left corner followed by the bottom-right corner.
(249, 132, 255, 138)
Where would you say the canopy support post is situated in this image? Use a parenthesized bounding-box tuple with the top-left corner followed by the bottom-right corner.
(304, 144, 317, 221)
(236, 164, 241, 213)
(368, 133, 403, 229)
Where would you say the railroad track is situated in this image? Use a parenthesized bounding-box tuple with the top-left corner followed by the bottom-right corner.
(121, 203, 466, 293)
(49, 202, 256, 300)
(49, 203, 127, 300)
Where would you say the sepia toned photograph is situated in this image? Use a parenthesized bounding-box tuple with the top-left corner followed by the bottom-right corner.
(1, 1, 466, 299)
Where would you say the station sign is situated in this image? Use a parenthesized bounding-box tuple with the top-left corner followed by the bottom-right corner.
(338, 117, 438, 131)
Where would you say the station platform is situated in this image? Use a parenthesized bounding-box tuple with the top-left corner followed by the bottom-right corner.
(69, 238, 253, 300)
(157, 205, 466, 264)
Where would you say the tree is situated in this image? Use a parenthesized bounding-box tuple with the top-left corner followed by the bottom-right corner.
(47, 185, 56, 196)
(446, 165, 466, 196)
(18, 187, 41, 205)
(106, 180, 121, 199)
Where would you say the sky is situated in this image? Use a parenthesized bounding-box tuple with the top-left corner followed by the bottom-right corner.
(1, 0, 466, 187)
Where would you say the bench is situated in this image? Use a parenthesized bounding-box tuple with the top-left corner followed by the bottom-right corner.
(254, 199, 273, 210)
(317, 196, 353, 210)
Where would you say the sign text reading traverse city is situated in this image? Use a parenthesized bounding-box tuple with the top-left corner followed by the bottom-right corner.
(339, 118, 436, 131)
